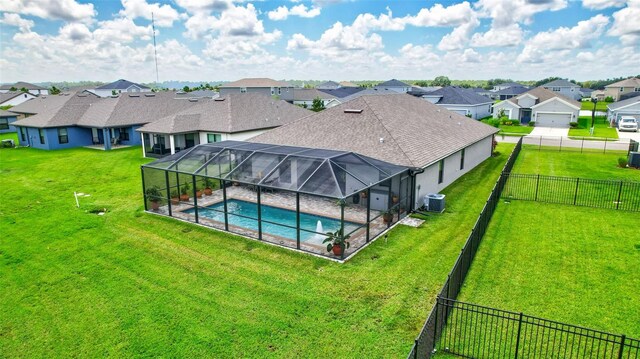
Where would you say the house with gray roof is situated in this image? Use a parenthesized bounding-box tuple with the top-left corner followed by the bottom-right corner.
(251, 94, 498, 208)
(136, 93, 311, 157)
(604, 77, 640, 101)
(316, 81, 341, 90)
(418, 86, 493, 119)
(92, 79, 151, 97)
(218, 78, 294, 97)
(606, 96, 640, 126)
(492, 87, 580, 127)
(374, 79, 412, 93)
(0, 82, 49, 96)
(0, 110, 19, 134)
(542, 79, 581, 100)
(492, 82, 526, 91)
(492, 85, 530, 100)
(280, 88, 340, 109)
(0, 91, 37, 107)
(340, 87, 402, 102)
(316, 87, 364, 99)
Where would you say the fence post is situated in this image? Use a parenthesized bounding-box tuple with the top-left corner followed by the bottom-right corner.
(573, 178, 579, 205)
(581, 138, 584, 153)
(616, 181, 623, 210)
(604, 137, 607, 154)
(534, 174, 540, 201)
(559, 136, 562, 152)
(414, 339, 418, 359)
(617, 335, 626, 359)
(514, 312, 524, 359)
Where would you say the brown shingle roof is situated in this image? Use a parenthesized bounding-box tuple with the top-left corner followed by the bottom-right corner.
(220, 78, 292, 88)
(506, 87, 581, 108)
(137, 93, 312, 134)
(605, 77, 640, 88)
(0, 81, 47, 90)
(280, 88, 337, 101)
(250, 94, 498, 168)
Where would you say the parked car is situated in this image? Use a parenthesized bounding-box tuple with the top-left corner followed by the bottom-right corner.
(618, 116, 638, 132)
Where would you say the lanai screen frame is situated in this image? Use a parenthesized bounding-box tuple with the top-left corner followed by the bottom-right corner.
(141, 140, 412, 260)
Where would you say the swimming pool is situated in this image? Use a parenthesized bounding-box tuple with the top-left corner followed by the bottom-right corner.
(186, 199, 361, 242)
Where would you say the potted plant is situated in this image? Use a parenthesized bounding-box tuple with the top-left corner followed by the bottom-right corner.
(170, 190, 179, 205)
(145, 186, 162, 211)
(180, 183, 190, 202)
(195, 187, 203, 198)
(382, 209, 394, 224)
(204, 178, 214, 195)
(360, 191, 368, 199)
(391, 192, 399, 204)
(323, 229, 351, 256)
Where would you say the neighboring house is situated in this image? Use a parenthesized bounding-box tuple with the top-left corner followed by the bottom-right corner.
(492, 87, 580, 127)
(316, 81, 341, 90)
(136, 93, 311, 157)
(339, 81, 359, 88)
(604, 77, 640, 101)
(316, 87, 364, 99)
(541, 79, 581, 100)
(340, 88, 403, 102)
(579, 88, 593, 98)
(492, 82, 526, 91)
(0, 110, 19, 134)
(619, 91, 640, 101)
(10, 92, 199, 151)
(490, 86, 531, 101)
(471, 87, 495, 98)
(0, 91, 37, 107)
(591, 90, 606, 101)
(174, 90, 219, 99)
(218, 78, 294, 97)
(92, 79, 151, 97)
(607, 96, 640, 125)
(280, 89, 340, 109)
(374, 79, 412, 93)
(0, 82, 49, 96)
(250, 94, 498, 209)
(419, 86, 493, 119)
(408, 86, 442, 97)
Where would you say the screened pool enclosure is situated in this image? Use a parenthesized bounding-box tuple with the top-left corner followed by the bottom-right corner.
(141, 141, 412, 260)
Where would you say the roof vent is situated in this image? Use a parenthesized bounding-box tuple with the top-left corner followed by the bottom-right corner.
(214, 98, 225, 101)
(144, 93, 155, 97)
(128, 94, 140, 97)
(188, 98, 199, 102)
(344, 109, 363, 113)
(379, 137, 384, 143)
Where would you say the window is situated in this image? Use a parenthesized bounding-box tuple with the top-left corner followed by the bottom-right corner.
(38, 129, 45, 144)
(634, 88, 640, 92)
(460, 149, 465, 170)
(207, 133, 221, 143)
(270, 87, 275, 95)
(278, 87, 281, 95)
(438, 159, 444, 184)
(57, 128, 68, 144)
(240, 87, 247, 93)
(0, 118, 8, 130)
(119, 128, 129, 141)
(20, 127, 26, 141)
(620, 88, 624, 92)
(552, 87, 560, 91)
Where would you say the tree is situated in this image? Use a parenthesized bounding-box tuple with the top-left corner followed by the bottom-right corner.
(9, 86, 17, 91)
(49, 86, 61, 95)
(432, 76, 451, 87)
(413, 80, 430, 87)
(311, 97, 325, 112)
(20, 87, 28, 93)
(183, 86, 190, 92)
(534, 76, 561, 87)
(112, 89, 117, 96)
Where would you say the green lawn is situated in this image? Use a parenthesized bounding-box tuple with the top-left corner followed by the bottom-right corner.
(513, 147, 638, 181)
(580, 101, 609, 111)
(481, 119, 534, 135)
(0, 132, 18, 143)
(0, 144, 514, 357)
(456, 201, 640, 337)
(568, 116, 618, 139)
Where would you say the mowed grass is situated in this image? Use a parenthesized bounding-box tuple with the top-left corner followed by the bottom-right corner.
(513, 146, 639, 181)
(581, 100, 609, 111)
(456, 201, 640, 337)
(0, 143, 513, 357)
(569, 116, 618, 139)
(0, 132, 18, 143)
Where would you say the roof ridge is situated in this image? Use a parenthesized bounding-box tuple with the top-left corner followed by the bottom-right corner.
(360, 96, 416, 167)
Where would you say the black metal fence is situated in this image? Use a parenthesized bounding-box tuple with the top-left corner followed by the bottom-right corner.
(502, 174, 640, 212)
(521, 135, 637, 155)
(408, 138, 522, 359)
(434, 298, 640, 359)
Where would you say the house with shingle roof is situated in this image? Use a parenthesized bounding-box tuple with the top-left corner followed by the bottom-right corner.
(219, 78, 294, 97)
(374, 79, 412, 93)
(0, 110, 19, 134)
(136, 93, 311, 157)
(492, 87, 580, 127)
(541, 79, 581, 100)
(418, 86, 493, 119)
(0, 91, 37, 107)
(606, 96, 640, 126)
(250, 94, 498, 208)
(604, 77, 640, 101)
(0, 82, 49, 96)
(492, 82, 527, 91)
(92, 79, 151, 97)
(316, 81, 341, 90)
(280, 88, 340, 109)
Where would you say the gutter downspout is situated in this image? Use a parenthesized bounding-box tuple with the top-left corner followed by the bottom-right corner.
(408, 167, 425, 212)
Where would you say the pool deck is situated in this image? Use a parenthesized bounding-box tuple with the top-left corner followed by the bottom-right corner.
(150, 185, 400, 259)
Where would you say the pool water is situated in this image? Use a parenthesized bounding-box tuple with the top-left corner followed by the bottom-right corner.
(187, 199, 360, 242)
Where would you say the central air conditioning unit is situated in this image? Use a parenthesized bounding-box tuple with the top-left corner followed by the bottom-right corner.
(629, 152, 640, 169)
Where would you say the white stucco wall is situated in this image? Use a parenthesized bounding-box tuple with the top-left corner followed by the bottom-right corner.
(0, 93, 36, 106)
(493, 102, 519, 120)
(413, 135, 493, 208)
(516, 96, 537, 109)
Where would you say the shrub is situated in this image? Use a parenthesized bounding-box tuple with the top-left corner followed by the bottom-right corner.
(604, 96, 614, 103)
(569, 122, 579, 128)
(618, 157, 628, 168)
(487, 119, 500, 128)
(528, 121, 536, 127)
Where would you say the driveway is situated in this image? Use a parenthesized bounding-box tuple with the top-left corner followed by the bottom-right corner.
(617, 129, 640, 141)
(528, 127, 569, 137)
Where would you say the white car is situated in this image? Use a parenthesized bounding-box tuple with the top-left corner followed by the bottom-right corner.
(618, 116, 638, 132)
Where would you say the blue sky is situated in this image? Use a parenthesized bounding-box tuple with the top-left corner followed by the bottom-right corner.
(0, 0, 638, 83)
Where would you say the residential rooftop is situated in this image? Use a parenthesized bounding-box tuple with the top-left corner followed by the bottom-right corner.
(95, 79, 150, 90)
(506, 86, 581, 107)
(280, 88, 337, 101)
(542, 79, 579, 88)
(607, 95, 640, 110)
(0, 81, 47, 90)
(376, 79, 411, 88)
(220, 78, 292, 88)
(421, 86, 493, 105)
(316, 87, 365, 99)
(605, 77, 640, 88)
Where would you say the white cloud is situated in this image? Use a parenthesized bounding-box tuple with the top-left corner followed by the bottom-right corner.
(406, 1, 476, 27)
(582, 0, 627, 10)
(475, 0, 567, 28)
(461, 48, 481, 63)
(470, 24, 524, 47)
(183, 3, 281, 41)
(287, 21, 384, 55)
(518, 14, 610, 63)
(438, 19, 480, 51)
(119, 0, 184, 27)
(94, 18, 153, 44)
(0, 13, 34, 32)
(608, 0, 640, 46)
(0, 0, 96, 24)
(174, 0, 230, 13)
(268, 4, 321, 21)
